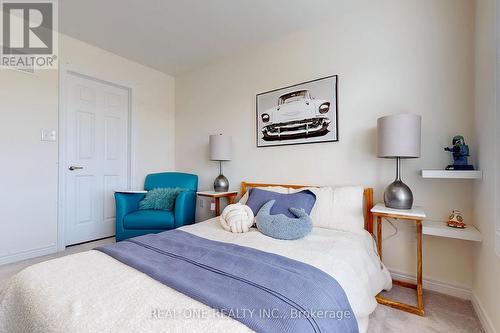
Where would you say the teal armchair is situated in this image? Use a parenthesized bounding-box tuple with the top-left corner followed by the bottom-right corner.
(115, 172, 198, 241)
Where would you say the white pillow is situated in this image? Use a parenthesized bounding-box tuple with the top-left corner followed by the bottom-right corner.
(306, 187, 335, 228)
(330, 186, 365, 233)
(239, 186, 290, 204)
(291, 186, 365, 233)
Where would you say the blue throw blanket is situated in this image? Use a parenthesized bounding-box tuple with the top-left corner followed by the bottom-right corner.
(96, 230, 358, 333)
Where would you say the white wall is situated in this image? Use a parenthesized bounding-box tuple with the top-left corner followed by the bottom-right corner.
(176, 0, 476, 289)
(0, 70, 59, 263)
(0, 34, 175, 265)
(472, 0, 500, 331)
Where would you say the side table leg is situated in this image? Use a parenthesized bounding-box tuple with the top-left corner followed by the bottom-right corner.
(416, 220, 424, 313)
(377, 216, 382, 260)
(215, 198, 221, 216)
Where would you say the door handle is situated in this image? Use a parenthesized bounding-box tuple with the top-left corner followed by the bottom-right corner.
(69, 166, 84, 171)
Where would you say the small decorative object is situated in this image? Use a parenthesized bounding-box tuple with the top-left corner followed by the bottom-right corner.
(256, 75, 338, 147)
(209, 134, 232, 192)
(377, 113, 422, 210)
(219, 203, 254, 233)
(447, 210, 466, 228)
(444, 135, 474, 170)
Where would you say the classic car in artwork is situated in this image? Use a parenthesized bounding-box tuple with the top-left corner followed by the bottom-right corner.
(260, 90, 331, 141)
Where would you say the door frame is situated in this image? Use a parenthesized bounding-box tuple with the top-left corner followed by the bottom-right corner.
(57, 63, 133, 250)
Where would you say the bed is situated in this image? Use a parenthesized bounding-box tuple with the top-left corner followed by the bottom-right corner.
(0, 182, 392, 333)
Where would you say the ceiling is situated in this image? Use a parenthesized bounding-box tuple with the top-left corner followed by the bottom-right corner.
(59, 0, 339, 75)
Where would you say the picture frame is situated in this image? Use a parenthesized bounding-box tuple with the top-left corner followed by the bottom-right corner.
(256, 75, 338, 147)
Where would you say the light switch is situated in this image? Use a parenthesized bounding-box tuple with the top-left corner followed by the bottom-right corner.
(41, 129, 57, 142)
(210, 202, 216, 211)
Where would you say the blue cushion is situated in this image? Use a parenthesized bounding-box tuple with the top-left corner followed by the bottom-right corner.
(246, 188, 316, 218)
(139, 187, 186, 211)
(123, 210, 174, 230)
(256, 200, 313, 240)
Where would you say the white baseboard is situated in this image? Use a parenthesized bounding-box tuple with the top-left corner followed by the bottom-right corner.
(0, 245, 58, 266)
(471, 292, 498, 333)
(388, 268, 472, 300)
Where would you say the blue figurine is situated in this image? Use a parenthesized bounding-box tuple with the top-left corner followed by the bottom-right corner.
(444, 135, 474, 170)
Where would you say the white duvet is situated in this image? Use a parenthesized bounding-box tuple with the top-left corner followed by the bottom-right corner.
(0, 218, 391, 333)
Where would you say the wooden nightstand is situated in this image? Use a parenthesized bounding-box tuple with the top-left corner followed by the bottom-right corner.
(371, 203, 427, 316)
(197, 191, 238, 216)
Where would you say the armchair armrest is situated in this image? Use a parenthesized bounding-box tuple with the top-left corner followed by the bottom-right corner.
(174, 191, 196, 227)
(115, 192, 146, 215)
(115, 192, 146, 240)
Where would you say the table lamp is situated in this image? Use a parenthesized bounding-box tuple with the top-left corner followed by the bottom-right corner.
(377, 114, 421, 209)
(209, 134, 232, 192)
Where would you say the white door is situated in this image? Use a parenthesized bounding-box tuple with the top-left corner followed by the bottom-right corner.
(64, 72, 129, 245)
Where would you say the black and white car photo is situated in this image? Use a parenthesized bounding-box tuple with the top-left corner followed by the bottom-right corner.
(256, 75, 338, 147)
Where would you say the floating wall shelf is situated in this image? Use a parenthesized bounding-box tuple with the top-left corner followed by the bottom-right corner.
(421, 170, 483, 179)
(422, 221, 482, 242)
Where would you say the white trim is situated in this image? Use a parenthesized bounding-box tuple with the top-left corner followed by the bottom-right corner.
(0, 245, 57, 266)
(57, 63, 133, 250)
(388, 268, 472, 300)
(128, 85, 136, 188)
(57, 62, 68, 251)
(471, 292, 498, 333)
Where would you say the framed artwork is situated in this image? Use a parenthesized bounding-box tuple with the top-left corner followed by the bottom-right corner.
(256, 75, 338, 147)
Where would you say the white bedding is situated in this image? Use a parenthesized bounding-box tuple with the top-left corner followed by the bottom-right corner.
(0, 218, 391, 333)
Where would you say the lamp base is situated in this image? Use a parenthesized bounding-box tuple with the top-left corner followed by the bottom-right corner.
(214, 174, 229, 192)
(384, 180, 413, 210)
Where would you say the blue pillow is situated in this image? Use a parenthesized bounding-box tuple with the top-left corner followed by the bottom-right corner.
(256, 200, 313, 240)
(139, 187, 186, 211)
(246, 188, 316, 218)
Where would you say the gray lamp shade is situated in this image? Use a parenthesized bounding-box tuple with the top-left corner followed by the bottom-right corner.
(209, 134, 232, 161)
(377, 114, 421, 158)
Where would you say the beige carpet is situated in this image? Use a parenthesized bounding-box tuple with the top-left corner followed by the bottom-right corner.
(0, 239, 484, 333)
(369, 287, 484, 333)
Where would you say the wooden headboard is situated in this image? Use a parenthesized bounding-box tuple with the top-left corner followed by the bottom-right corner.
(240, 182, 374, 234)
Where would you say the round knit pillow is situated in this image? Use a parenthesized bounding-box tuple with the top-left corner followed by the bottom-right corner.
(220, 203, 255, 233)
